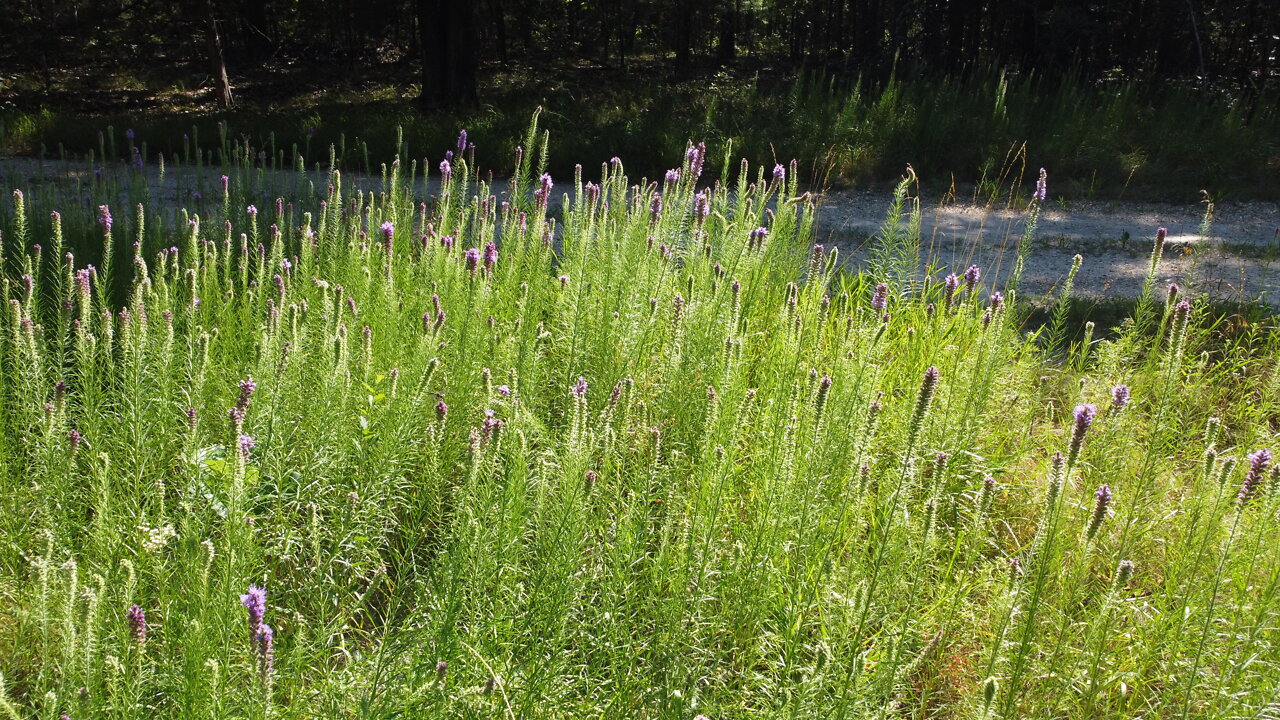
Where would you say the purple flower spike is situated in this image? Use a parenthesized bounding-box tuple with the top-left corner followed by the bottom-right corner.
(241, 585, 267, 635)
(1086, 484, 1111, 540)
(686, 141, 706, 178)
(435, 401, 448, 421)
(963, 265, 981, 292)
(572, 376, 588, 399)
(439, 159, 452, 183)
(871, 282, 888, 310)
(483, 241, 498, 271)
(238, 433, 255, 459)
(664, 168, 680, 185)
(380, 221, 394, 252)
(989, 292, 1003, 311)
(1033, 168, 1047, 202)
(127, 604, 146, 644)
(246, 205, 258, 218)
(98, 205, 113, 233)
(497, 385, 511, 398)
(1111, 385, 1130, 412)
(457, 129, 467, 155)
(1068, 404, 1096, 464)
(773, 163, 786, 184)
(255, 623, 275, 681)
(650, 193, 663, 223)
(943, 273, 960, 310)
(464, 248, 480, 275)
(1238, 448, 1272, 506)
(237, 376, 257, 411)
(694, 191, 710, 225)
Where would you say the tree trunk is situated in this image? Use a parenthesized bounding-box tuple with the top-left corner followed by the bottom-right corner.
(716, 0, 737, 64)
(418, 0, 478, 108)
(206, 0, 233, 110)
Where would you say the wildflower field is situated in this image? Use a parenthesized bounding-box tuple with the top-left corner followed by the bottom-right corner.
(1, 119, 1279, 719)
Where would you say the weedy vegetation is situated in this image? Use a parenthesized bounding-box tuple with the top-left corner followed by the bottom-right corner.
(1, 116, 1279, 719)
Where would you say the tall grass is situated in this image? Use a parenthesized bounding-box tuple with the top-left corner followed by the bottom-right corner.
(1, 117, 1279, 719)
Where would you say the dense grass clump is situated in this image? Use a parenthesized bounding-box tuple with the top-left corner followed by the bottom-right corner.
(1, 120, 1279, 719)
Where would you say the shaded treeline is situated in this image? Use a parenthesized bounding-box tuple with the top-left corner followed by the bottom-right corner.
(3, 0, 1277, 108)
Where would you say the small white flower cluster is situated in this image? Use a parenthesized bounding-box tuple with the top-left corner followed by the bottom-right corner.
(137, 523, 176, 553)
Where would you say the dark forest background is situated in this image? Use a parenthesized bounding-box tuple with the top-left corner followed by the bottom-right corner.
(1, 0, 1277, 199)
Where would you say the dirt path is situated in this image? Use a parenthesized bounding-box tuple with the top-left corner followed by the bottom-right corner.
(816, 189, 1280, 303)
(5, 156, 1277, 304)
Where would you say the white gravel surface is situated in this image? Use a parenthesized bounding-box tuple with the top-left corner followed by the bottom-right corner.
(5, 156, 1277, 303)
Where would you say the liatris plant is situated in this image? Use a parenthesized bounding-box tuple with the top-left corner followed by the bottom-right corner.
(1237, 448, 1271, 507)
(1111, 384, 1130, 413)
(2, 123, 1277, 720)
(126, 604, 146, 645)
(1085, 484, 1112, 542)
(1067, 404, 1096, 468)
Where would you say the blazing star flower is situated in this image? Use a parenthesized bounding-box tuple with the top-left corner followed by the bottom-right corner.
(1068, 404, 1096, 465)
(237, 376, 257, 411)
(255, 623, 274, 681)
(694, 191, 710, 224)
(963, 265, 981, 292)
(572, 376, 588, 399)
(1033, 168, 1047, 202)
(773, 163, 786, 184)
(871, 282, 889, 310)
(650, 193, 662, 223)
(98, 205, 113, 233)
(238, 434, 255, 459)
(127, 604, 146, 644)
(664, 168, 680, 185)
(749, 226, 768, 250)
(241, 585, 267, 635)
(481, 408, 502, 439)
(687, 141, 706, 178)
(1111, 385, 1130, 412)
(911, 366, 940, 435)
(246, 205, 258, 218)
(483, 241, 498, 271)
(379, 221, 393, 252)
(456, 129, 468, 155)
(496, 385, 511, 398)
(1238, 448, 1272, 506)
(464, 248, 481, 274)
(435, 401, 448, 421)
(1086, 484, 1112, 540)
(68, 429, 82, 452)
(989, 292, 1003, 311)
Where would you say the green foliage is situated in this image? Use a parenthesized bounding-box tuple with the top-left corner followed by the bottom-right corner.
(0, 122, 1279, 719)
